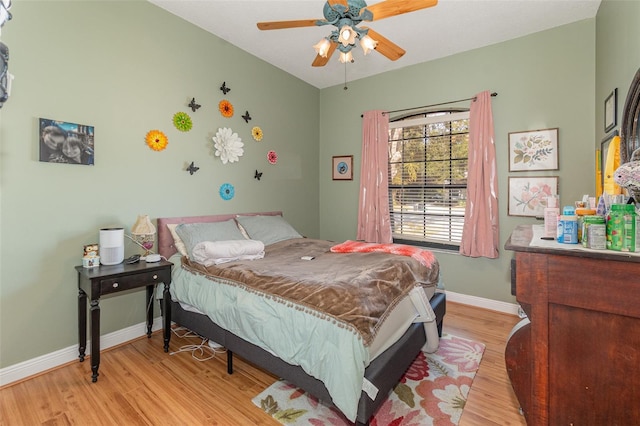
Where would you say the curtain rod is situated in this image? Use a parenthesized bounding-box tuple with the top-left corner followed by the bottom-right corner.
(361, 92, 498, 117)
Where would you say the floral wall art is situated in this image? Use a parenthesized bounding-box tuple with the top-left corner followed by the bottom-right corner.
(146, 79, 276, 201)
(508, 128, 559, 171)
(508, 176, 558, 217)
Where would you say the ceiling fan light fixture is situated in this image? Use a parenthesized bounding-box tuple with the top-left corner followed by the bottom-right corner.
(339, 50, 354, 64)
(360, 34, 378, 55)
(258, 0, 439, 68)
(313, 38, 331, 57)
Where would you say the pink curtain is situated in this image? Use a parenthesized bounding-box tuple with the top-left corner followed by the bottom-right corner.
(357, 110, 392, 243)
(459, 91, 500, 258)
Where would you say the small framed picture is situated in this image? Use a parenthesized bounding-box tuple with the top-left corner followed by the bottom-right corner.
(332, 155, 353, 180)
(508, 176, 559, 217)
(604, 88, 617, 133)
(508, 128, 559, 171)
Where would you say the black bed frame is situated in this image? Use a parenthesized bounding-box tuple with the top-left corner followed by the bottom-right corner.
(161, 292, 445, 425)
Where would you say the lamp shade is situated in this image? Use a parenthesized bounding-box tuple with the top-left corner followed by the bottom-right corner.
(339, 51, 353, 64)
(338, 25, 356, 47)
(131, 214, 156, 254)
(313, 38, 331, 57)
(360, 35, 378, 55)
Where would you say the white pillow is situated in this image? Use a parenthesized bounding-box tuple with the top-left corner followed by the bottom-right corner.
(175, 219, 247, 258)
(191, 240, 265, 266)
(167, 223, 188, 257)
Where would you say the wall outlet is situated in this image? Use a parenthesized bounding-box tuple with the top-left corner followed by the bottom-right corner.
(517, 305, 527, 319)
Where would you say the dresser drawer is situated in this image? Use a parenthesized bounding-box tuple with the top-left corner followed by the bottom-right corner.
(100, 270, 167, 295)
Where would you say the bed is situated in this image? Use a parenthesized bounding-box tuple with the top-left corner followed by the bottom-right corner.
(157, 212, 446, 426)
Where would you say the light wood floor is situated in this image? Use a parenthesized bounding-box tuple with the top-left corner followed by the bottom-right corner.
(0, 302, 527, 425)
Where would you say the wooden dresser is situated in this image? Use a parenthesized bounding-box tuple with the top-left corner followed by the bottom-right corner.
(505, 225, 640, 425)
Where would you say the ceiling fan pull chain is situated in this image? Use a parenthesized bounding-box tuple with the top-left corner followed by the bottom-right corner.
(344, 60, 348, 90)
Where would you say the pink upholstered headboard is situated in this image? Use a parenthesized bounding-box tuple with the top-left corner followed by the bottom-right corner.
(157, 211, 282, 260)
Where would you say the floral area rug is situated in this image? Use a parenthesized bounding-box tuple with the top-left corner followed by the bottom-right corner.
(252, 333, 485, 426)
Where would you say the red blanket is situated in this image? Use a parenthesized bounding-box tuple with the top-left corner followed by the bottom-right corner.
(330, 240, 436, 268)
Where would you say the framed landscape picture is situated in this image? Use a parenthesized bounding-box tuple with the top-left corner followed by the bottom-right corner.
(508, 176, 558, 217)
(508, 128, 559, 171)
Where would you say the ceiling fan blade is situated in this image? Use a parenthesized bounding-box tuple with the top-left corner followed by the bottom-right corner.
(363, 28, 406, 61)
(312, 41, 338, 67)
(364, 0, 438, 21)
(257, 19, 322, 30)
(327, 0, 348, 7)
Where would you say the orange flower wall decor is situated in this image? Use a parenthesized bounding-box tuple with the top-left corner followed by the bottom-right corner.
(145, 130, 168, 151)
(219, 99, 234, 118)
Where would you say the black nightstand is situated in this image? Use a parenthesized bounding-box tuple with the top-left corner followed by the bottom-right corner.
(76, 260, 173, 382)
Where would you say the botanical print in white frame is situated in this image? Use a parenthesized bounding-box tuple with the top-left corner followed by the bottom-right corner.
(508, 176, 558, 217)
(508, 128, 559, 171)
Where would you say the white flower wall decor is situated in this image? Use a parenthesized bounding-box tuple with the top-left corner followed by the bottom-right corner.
(213, 127, 244, 164)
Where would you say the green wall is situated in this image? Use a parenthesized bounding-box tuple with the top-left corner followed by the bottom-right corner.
(596, 0, 640, 146)
(1, 0, 637, 373)
(319, 19, 597, 303)
(0, 1, 319, 368)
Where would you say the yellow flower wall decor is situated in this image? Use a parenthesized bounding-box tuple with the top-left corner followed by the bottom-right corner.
(145, 130, 168, 151)
(252, 126, 263, 142)
(219, 99, 234, 118)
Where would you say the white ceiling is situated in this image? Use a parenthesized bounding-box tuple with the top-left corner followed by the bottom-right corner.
(147, 0, 601, 89)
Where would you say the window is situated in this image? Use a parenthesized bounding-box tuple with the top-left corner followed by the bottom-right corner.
(388, 110, 469, 250)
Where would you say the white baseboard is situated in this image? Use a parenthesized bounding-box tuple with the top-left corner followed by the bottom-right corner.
(444, 290, 521, 316)
(1, 293, 518, 387)
(0, 317, 163, 387)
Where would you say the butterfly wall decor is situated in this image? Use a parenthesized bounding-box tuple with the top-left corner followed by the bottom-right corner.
(254, 170, 263, 181)
(188, 97, 201, 112)
(220, 81, 230, 95)
(242, 111, 252, 123)
(186, 161, 200, 175)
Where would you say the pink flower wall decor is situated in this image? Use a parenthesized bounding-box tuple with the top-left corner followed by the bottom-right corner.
(267, 150, 278, 164)
(508, 176, 558, 217)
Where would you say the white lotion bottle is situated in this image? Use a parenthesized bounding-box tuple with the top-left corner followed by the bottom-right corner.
(544, 195, 559, 239)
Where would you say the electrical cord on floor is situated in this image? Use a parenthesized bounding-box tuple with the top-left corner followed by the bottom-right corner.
(169, 326, 226, 361)
(146, 283, 158, 315)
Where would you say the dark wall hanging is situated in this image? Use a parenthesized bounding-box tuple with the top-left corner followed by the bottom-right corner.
(620, 67, 640, 163)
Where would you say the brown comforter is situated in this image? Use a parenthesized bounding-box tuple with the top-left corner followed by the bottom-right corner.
(182, 238, 439, 346)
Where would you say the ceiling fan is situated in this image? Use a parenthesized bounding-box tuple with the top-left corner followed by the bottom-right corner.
(257, 0, 438, 67)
